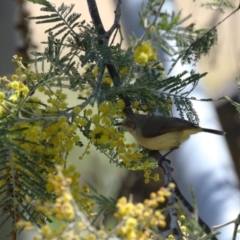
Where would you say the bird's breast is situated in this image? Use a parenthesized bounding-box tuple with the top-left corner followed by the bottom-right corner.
(130, 129, 200, 151)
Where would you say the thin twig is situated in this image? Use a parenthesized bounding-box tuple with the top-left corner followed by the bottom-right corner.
(209, 213, 240, 240)
(89, 61, 105, 104)
(148, 150, 183, 239)
(109, 28, 119, 46)
(174, 181, 216, 238)
(106, 0, 122, 39)
(136, 0, 165, 47)
(232, 214, 240, 240)
(86, 0, 132, 113)
(168, 3, 240, 74)
(106, 63, 133, 115)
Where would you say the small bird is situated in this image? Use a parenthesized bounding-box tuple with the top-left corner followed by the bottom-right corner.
(115, 113, 225, 151)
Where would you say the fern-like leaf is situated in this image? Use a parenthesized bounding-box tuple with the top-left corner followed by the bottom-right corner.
(28, 1, 81, 38)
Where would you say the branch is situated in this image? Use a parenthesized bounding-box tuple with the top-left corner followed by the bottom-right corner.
(136, 0, 165, 47)
(174, 181, 218, 240)
(86, 0, 106, 36)
(86, 0, 132, 115)
(106, 0, 122, 39)
(148, 150, 183, 239)
(89, 61, 105, 104)
(148, 150, 217, 239)
(106, 63, 133, 115)
(168, 3, 240, 74)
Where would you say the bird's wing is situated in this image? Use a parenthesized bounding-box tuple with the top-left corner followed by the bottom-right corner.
(141, 116, 198, 138)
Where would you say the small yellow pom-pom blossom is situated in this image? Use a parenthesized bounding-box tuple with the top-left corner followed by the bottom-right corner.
(2, 55, 159, 238)
(102, 76, 113, 86)
(20, 167, 95, 240)
(134, 42, 157, 65)
(84, 99, 154, 174)
(115, 186, 173, 239)
(1, 56, 97, 226)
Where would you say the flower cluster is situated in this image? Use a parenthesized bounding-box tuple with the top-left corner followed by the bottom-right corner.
(17, 167, 89, 240)
(84, 99, 159, 181)
(167, 214, 188, 240)
(0, 55, 164, 238)
(134, 42, 157, 65)
(8, 113, 85, 205)
(0, 57, 98, 224)
(0, 56, 31, 115)
(16, 173, 185, 240)
(114, 185, 175, 240)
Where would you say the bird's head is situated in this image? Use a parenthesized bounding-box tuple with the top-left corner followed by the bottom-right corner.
(114, 117, 137, 133)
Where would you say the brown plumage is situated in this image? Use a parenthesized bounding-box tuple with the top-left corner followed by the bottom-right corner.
(115, 114, 225, 151)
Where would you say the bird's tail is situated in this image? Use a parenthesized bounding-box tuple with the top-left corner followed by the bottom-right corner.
(201, 128, 226, 135)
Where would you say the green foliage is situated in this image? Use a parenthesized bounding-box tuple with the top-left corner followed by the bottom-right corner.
(134, 0, 218, 73)
(28, 1, 81, 38)
(81, 184, 117, 225)
(27, 0, 212, 124)
(201, 0, 236, 13)
(0, 72, 56, 231)
(180, 28, 218, 64)
(0, 0, 237, 238)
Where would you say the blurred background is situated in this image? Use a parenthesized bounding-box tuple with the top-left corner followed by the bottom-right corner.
(0, 0, 240, 239)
